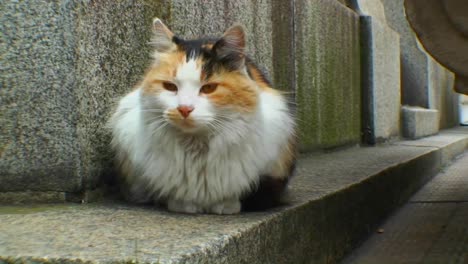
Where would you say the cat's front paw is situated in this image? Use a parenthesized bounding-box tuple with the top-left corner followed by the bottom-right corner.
(208, 199, 241, 215)
(167, 199, 203, 214)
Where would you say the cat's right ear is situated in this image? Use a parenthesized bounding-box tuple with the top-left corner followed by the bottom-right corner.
(151, 18, 176, 53)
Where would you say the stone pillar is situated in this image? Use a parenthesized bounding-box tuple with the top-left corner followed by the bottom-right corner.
(350, 0, 401, 144)
(380, 0, 451, 139)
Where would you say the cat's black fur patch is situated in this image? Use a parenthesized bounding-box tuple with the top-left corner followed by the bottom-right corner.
(172, 36, 245, 79)
(241, 160, 297, 211)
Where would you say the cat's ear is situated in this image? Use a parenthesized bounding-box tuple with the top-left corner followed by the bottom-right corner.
(151, 18, 175, 52)
(212, 24, 246, 69)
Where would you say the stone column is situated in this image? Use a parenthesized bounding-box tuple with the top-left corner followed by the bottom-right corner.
(350, 0, 401, 144)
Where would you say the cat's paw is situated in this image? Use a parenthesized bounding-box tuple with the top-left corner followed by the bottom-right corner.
(208, 199, 241, 215)
(167, 199, 203, 214)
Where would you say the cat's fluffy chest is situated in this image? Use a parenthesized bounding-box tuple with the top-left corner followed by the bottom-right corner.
(133, 89, 286, 205)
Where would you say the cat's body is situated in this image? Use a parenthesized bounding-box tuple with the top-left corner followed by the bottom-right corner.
(109, 19, 296, 214)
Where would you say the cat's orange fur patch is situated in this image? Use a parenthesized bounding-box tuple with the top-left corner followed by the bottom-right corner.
(270, 134, 298, 179)
(142, 51, 186, 94)
(206, 71, 258, 113)
(247, 64, 271, 89)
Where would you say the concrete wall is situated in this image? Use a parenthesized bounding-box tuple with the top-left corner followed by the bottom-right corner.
(295, 0, 361, 150)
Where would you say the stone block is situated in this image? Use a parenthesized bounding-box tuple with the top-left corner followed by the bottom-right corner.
(295, 0, 361, 150)
(428, 57, 459, 129)
(402, 106, 440, 139)
(359, 15, 401, 144)
(381, 0, 431, 108)
(1, 1, 166, 196)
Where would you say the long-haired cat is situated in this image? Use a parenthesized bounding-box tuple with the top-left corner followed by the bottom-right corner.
(109, 18, 297, 214)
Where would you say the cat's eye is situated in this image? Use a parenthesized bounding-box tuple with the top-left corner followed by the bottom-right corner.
(200, 83, 218, 94)
(162, 82, 178, 92)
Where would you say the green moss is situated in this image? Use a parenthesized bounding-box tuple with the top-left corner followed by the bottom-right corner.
(0, 204, 73, 215)
(294, 0, 361, 151)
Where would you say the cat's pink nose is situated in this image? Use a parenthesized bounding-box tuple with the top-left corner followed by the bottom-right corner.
(177, 105, 194, 118)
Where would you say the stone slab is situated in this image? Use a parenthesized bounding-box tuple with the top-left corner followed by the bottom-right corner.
(402, 106, 440, 139)
(1, 129, 467, 263)
(411, 153, 468, 202)
(396, 127, 468, 164)
(343, 203, 461, 264)
(294, 0, 361, 150)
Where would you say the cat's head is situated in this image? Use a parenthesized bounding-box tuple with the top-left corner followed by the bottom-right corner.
(141, 18, 259, 134)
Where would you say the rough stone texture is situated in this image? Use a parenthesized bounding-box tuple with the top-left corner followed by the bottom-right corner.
(343, 152, 468, 264)
(364, 19, 400, 143)
(428, 57, 460, 129)
(380, 0, 430, 108)
(295, 0, 361, 150)
(353, 0, 400, 144)
(1, 1, 82, 193)
(401, 106, 440, 139)
(74, 1, 170, 191)
(1, 128, 467, 264)
(1, 1, 166, 195)
(0, 1, 291, 198)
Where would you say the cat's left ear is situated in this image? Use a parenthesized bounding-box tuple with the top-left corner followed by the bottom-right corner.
(213, 24, 246, 69)
(151, 18, 175, 52)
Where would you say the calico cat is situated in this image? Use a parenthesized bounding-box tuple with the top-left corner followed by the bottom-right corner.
(109, 18, 297, 214)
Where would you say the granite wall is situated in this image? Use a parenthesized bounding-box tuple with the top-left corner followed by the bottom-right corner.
(8, 0, 450, 201)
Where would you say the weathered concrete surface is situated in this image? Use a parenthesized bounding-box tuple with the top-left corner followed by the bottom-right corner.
(401, 106, 439, 139)
(295, 0, 361, 150)
(0, 1, 292, 200)
(352, 0, 401, 144)
(1, 127, 467, 264)
(380, 0, 430, 108)
(343, 152, 468, 264)
(404, 0, 468, 95)
(428, 57, 460, 129)
(380, 0, 459, 127)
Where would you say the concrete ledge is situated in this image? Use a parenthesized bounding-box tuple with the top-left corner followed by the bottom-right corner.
(402, 106, 440, 139)
(1, 127, 467, 264)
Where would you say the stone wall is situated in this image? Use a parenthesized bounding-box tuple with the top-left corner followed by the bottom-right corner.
(0, 0, 460, 201)
(1, 1, 166, 199)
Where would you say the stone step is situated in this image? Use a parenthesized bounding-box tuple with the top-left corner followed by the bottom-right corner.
(342, 150, 468, 264)
(1, 127, 467, 264)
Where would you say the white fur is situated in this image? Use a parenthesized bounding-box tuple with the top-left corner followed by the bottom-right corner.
(109, 61, 295, 214)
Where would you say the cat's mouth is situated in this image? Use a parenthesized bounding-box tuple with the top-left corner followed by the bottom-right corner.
(165, 112, 202, 133)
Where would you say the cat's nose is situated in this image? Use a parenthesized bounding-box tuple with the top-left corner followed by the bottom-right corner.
(177, 105, 194, 118)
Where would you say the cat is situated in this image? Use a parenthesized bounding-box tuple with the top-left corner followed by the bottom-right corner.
(108, 18, 297, 214)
